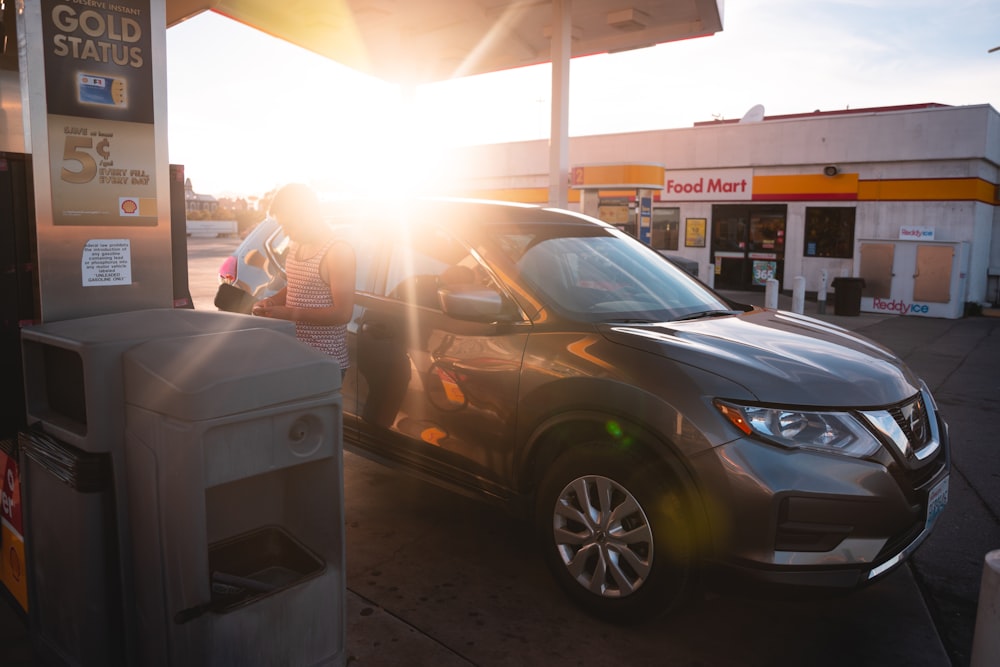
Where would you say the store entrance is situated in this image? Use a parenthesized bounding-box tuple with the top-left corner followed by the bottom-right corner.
(711, 204, 787, 290)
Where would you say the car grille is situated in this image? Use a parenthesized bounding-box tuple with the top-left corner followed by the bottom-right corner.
(860, 390, 942, 471)
(853, 389, 949, 566)
(860, 390, 948, 509)
(889, 395, 931, 451)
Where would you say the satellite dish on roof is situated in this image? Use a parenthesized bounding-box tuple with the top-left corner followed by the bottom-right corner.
(739, 104, 765, 123)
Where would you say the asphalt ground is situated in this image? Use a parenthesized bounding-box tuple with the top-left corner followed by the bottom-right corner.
(720, 290, 1000, 667)
(1, 235, 997, 666)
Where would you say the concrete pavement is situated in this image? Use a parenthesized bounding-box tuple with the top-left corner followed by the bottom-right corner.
(3, 291, 997, 666)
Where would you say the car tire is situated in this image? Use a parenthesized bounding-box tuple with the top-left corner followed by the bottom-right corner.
(535, 443, 695, 624)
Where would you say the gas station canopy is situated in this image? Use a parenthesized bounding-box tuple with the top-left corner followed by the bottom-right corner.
(165, 0, 724, 84)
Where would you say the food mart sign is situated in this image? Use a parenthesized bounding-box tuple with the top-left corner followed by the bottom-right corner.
(661, 169, 754, 201)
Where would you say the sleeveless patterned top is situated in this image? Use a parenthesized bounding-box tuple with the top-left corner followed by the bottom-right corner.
(285, 238, 350, 370)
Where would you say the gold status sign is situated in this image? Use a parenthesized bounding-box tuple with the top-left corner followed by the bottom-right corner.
(42, 0, 158, 226)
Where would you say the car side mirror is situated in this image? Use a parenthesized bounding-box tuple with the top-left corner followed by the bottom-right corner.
(438, 286, 514, 322)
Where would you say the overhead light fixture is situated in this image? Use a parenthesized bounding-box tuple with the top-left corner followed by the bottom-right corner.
(823, 165, 839, 177)
(607, 8, 649, 31)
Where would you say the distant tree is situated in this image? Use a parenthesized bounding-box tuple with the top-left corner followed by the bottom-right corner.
(211, 206, 236, 221)
(236, 209, 266, 235)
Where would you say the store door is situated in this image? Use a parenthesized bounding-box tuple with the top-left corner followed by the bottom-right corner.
(711, 204, 787, 290)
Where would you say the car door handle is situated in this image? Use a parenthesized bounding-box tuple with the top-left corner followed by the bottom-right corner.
(361, 322, 392, 339)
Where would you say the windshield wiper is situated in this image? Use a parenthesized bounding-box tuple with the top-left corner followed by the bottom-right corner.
(671, 309, 741, 322)
(602, 318, 655, 324)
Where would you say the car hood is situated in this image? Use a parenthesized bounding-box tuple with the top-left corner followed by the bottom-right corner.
(599, 309, 918, 407)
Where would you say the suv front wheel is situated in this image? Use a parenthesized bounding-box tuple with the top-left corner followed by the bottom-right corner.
(535, 444, 695, 623)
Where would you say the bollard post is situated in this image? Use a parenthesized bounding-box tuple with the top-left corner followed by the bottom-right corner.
(792, 276, 805, 314)
(706, 267, 714, 289)
(764, 278, 779, 309)
(817, 270, 828, 315)
(971, 549, 1000, 667)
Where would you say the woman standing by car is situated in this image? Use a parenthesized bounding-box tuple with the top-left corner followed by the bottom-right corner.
(251, 183, 355, 376)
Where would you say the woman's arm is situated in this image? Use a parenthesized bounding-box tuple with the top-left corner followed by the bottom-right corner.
(251, 286, 287, 316)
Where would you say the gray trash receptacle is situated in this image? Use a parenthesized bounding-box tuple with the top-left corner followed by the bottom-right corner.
(18, 427, 124, 666)
(122, 326, 345, 666)
(658, 252, 700, 278)
(832, 277, 866, 316)
(19, 308, 298, 665)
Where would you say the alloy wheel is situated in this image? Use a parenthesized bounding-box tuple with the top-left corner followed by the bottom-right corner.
(552, 474, 654, 598)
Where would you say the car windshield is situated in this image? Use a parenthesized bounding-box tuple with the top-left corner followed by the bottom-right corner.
(489, 223, 733, 323)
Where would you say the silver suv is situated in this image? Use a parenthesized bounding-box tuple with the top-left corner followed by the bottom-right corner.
(216, 198, 949, 623)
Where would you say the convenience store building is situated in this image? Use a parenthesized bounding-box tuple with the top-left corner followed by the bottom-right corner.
(451, 103, 1000, 319)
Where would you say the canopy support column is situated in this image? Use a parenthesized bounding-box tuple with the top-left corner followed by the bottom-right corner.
(548, 0, 571, 208)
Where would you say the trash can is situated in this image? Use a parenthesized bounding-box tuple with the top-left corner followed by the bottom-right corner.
(18, 427, 124, 666)
(121, 326, 345, 666)
(18, 308, 301, 665)
(658, 252, 700, 278)
(831, 277, 866, 316)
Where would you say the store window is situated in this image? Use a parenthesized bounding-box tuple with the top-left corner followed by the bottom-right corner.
(651, 207, 680, 250)
(804, 207, 856, 258)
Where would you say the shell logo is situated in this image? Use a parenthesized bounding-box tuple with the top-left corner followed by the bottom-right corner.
(120, 199, 138, 215)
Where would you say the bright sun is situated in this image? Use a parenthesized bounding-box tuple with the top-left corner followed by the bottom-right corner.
(169, 12, 482, 200)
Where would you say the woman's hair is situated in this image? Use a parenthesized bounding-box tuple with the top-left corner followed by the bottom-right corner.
(269, 183, 320, 219)
(269, 183, 323, 240)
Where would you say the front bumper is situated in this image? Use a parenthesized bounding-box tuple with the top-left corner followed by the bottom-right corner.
(695, 407, 950, 590)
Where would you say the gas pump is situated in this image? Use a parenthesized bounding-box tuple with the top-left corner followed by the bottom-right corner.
(5, 5, 346, 664)
(1, 0, 40, 619)
(571, 163, 663, 242)
(22, 0, 175, 322)
(4, 1, 173, 657)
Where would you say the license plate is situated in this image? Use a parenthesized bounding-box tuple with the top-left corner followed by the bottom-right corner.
(926, 475, 949, 529)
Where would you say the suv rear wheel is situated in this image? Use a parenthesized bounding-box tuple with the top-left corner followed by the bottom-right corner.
(535, 444, 694, 623)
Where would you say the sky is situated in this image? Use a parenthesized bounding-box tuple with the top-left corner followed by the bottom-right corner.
(165, 0, 1000, 200)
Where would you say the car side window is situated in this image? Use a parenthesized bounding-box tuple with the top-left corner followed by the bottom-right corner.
(265, 226, 290, 271)
(383, 227, 481, 310)
(350, 232, 379, 294)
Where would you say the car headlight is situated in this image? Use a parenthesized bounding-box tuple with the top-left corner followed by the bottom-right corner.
(715, 400, 882, 458)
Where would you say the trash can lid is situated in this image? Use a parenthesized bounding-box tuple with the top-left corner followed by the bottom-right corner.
(831, 277, 866, 287)
(123, 327, 341, 420)
(21, 307, 293, 346)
